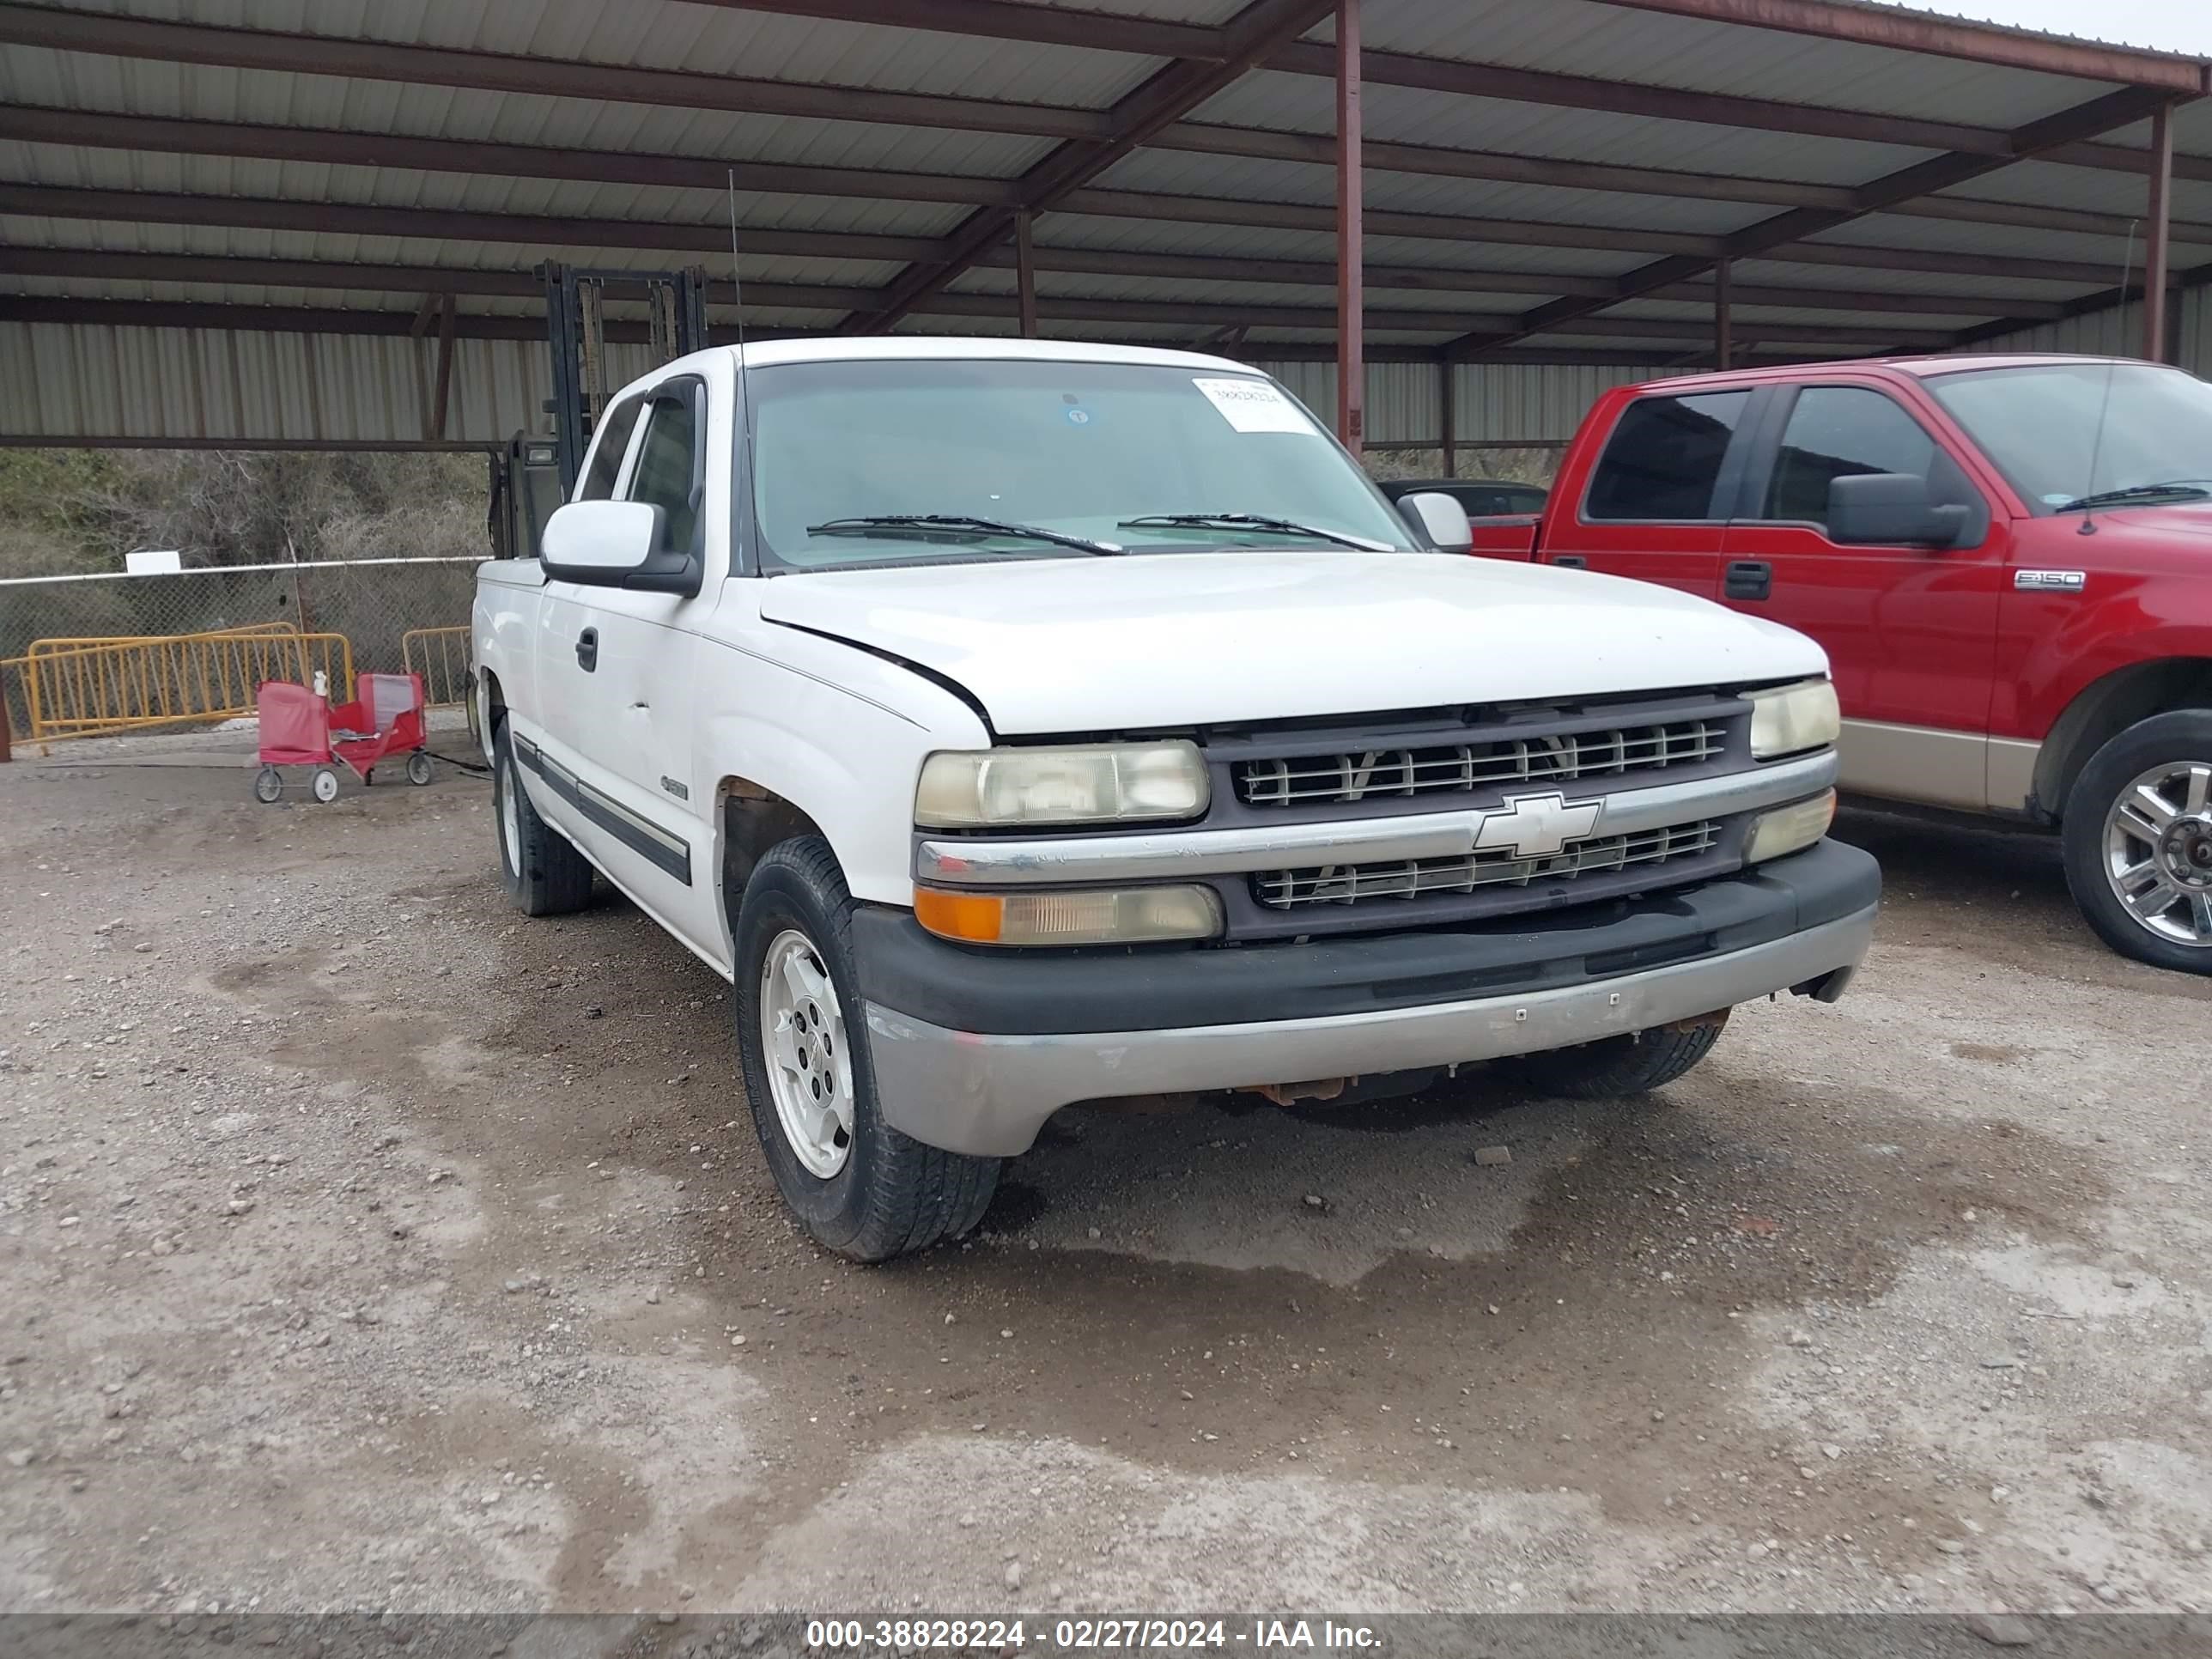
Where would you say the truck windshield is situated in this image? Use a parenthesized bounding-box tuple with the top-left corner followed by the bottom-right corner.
(745, 357, 1418, 568)
(1924, 362, 2212, 514)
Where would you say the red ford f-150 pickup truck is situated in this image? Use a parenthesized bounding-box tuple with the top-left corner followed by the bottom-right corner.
(1468, 354, 2212, 975)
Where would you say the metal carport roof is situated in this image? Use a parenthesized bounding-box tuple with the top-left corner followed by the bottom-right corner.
(0, 0, 2206, 447)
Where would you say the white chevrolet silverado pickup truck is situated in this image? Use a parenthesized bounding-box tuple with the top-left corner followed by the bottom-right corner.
(473, 337, 1877, 1261)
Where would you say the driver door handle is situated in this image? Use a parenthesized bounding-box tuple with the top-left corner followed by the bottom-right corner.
(575, 627, 599, 672)
(1724, 560, 1772, 601)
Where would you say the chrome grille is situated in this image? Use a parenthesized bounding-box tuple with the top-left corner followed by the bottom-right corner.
(1252, 820, 1721, 910)
(1235, 719, 1727, 808)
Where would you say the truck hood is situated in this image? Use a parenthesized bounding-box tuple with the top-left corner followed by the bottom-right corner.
(2099, 503, 2212, 541)
(756, 550, 1826, 734)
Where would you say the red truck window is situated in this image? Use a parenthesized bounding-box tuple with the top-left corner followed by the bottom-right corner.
(1585, 391, 1750, 522)
(1755, 386, 1981, 533)
(1765, 387, 1935, 526)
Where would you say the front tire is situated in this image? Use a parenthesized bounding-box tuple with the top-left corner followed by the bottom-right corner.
(735, 837, 1001, 1262)
(492, 720, 595, 917)
(2062, 710, 2212, 975)
(1504, 1018, 1725, 1098)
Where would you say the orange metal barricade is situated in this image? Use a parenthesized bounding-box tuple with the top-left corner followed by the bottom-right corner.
(401, 625, 473, 708)
(21, 626, 354, 746)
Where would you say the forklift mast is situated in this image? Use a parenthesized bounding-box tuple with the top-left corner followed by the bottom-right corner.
(488, 263, 711, 561)
(540, 263, 711, 500)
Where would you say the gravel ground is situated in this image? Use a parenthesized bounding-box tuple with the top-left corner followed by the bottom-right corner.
(2, 732, 2209, 1632)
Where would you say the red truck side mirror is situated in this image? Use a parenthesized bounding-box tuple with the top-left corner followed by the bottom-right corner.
(1827, 472, 1971, 550)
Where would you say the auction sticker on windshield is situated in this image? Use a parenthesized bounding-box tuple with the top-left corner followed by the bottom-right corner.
(1193, 377, 1315, 434)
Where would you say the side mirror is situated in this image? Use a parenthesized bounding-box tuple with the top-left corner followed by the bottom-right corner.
(540, 500, 700, 595)
(1827, 472, 1969, 549)
(1396, 490, 1474, 552)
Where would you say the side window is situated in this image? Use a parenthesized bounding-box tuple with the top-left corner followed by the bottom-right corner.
(1584, 391, 1751, 521)
(625, 386, 702, 551)
(1762, 386, 1951, 528)
(578, 398, 645, 501)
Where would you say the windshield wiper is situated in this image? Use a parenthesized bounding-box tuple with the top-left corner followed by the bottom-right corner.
(804, 514, 1122, 555)
(2055, 480, 2212, 513)
(1116, 513, 1394, 552)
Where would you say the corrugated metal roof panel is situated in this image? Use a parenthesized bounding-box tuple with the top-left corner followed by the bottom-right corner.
(1729, 258, 2100, 303)
(1613, 297, 1994, 331)
(953, 266, 1565, 315)
(0, 216, 917, 289)
(1000, 0, 1254, 21)
(1030, 216, 1647, 280)
(1188, 70, 1939, 188)
(1094, 144, 1775, 236)
(1807, 212, 2180, 268)
(1926, 158, 2212, 223)
(1345, 0, 2112, 127)
(0, 46, 1064, 182)
(0, 138, 981, 240)
(23, 0, 1164, 109)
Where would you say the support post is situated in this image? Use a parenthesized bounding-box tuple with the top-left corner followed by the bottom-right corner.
(1714, 258, 1733, 370)
(2143, 103, 2172, 362)
(1334, 0, 1363, 456)
(1438, 357, 1456, 479)
(1015, 210, 1039, 338)
(429, 294, 457, 441)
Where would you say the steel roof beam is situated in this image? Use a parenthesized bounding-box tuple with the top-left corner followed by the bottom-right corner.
(0, 183, 939, 263)
(0, 107, 1020, 209)
(1446, 83, 2191, 358)
(683, 0, 1230, 60)
(0, 174, 2136, 293)
(1261, 38, 2207, 176)
(843, 0, 1339, 332)
(0, 295, 1870, 368)
(1588, 0, 2207, 89)
(702, 1, 2211, 103)
(0, 252, 1962, 345)
(1152, 123, 2212, 233)
(0, 3, 1107, 141)
(0, 222, 2073, 322)
(3, 2, 2203, 199)
(15, 101, 2199, 247)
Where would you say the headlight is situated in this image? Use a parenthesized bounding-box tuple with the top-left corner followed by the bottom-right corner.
(1746, 791, 1836, 864)
(914, 884, 1222, 946)
(1747, 678, 1840, 758)
(915, 742, 1208, 829)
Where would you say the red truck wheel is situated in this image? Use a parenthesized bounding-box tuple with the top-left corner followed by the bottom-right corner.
(2062, 710, 2212, 975)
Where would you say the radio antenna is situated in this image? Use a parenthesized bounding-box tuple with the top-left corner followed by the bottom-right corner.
(728, 169, 760, 550)
(2077, 217, 2136, 538)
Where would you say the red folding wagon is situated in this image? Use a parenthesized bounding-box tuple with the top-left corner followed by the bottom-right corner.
(254, 672, 432, 803)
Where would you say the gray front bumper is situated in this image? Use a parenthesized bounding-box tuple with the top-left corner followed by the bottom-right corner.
(865, 904, 1875, 1157)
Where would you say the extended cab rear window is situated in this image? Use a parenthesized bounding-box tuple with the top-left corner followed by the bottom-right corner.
(1584, 391, 1749, 522)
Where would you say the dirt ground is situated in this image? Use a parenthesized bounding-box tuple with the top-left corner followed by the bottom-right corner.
(3, 732, 2209, 1629)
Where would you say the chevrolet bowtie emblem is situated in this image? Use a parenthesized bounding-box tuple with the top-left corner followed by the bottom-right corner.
(1474, 791, 1604, 860)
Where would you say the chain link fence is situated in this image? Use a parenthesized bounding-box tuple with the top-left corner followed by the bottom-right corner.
(1, 556, 478, 744)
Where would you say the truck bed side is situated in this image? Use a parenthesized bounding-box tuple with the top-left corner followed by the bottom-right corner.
(1468, 515, 1542, 560)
